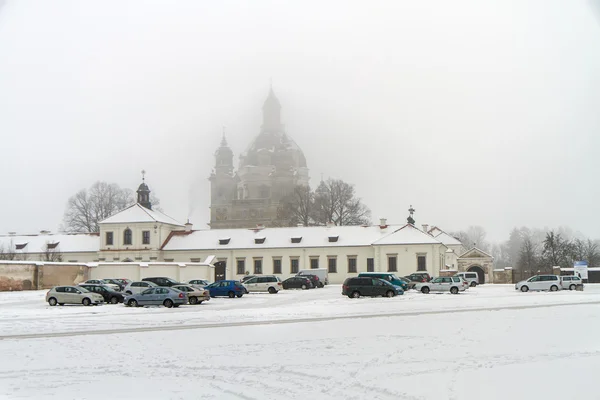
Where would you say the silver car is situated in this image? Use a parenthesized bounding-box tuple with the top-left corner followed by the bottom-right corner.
(46, 286, 104, 306)
(515, 275, 561, 292)
(560, 275, 583, 291)
(124, 287, 187, 308)
(415, 276, 466, 294)
(81, 279, 121, 292)
(124, 281, 158, 295)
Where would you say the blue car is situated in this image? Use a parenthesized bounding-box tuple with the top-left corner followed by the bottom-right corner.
(124, 287, 187, 308)
(205, 280, 245, 298)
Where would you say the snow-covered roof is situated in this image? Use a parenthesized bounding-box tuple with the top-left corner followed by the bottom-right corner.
(99, 203, 184, 226)
(162, 223, 444, 251)
(0, 233, 100, 253)
(458, 247, 493, 259)
(372, 224, 443, 246)
(427, 227, 463, 246)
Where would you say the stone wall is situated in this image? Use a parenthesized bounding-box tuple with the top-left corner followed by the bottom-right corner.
(0, 263, 36, 291)
(492, 268, 513, 284)
(40, 264, 89, 289)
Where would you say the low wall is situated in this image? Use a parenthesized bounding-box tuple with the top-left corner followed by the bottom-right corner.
(0, 261, 213, 291)
(493, 268, 513, 284)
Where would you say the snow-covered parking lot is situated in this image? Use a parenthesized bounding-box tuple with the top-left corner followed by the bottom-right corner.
(1, 285, 600, 399)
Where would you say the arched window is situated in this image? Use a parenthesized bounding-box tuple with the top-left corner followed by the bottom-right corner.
(124, 228, 132, 245)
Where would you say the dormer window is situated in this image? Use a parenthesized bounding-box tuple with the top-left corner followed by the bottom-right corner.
(15, 243, 27, 250)
(328, 235, 339, 243)
(219, 238, 231, 245)
(255, 237, 266, 244)
(123, 228, 132, 245)
(291, 236, 302, 244)
(47, 242, 59, 249)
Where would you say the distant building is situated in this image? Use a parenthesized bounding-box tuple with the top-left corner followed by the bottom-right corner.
(209, 87, 309, 229)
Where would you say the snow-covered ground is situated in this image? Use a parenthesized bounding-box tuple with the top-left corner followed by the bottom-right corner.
(1, 285, 599, 399)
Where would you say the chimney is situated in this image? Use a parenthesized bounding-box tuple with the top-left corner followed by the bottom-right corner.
(40, 230, 50, 235)
(422, 224, 429, 233)
(184, 220, 193, 232)
(379, 218, 387, 228)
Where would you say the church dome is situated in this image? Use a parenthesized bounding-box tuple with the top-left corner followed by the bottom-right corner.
(137, 182, 149, 192)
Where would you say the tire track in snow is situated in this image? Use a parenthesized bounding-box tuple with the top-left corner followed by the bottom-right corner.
(1, 300, 599, 341)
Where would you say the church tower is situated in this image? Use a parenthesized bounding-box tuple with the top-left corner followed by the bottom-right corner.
(209, 133, 237, 226)
(137, 171, 152, 210)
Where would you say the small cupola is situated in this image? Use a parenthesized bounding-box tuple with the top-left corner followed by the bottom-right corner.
(137, 170, 152, 210)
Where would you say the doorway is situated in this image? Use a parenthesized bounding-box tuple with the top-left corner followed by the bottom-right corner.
(214, 261, 226, 281)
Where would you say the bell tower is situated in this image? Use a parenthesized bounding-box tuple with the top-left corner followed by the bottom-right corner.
(209, 129, 237, 228)
(137, 170, 152, 210)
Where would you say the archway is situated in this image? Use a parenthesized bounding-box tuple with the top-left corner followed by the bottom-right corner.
(468, 266, 485, 284)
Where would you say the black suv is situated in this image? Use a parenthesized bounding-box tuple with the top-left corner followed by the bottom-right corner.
(405, 273, 432, 283)
(142, 277, 180, 287)
(342, 277, 400, 298)
(78, 284, 124, 304)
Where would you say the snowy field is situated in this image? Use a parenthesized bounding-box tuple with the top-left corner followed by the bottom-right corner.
(1, 285, 600, 399)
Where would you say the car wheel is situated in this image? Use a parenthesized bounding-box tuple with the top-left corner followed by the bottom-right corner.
(421, 287, 430, 294)
(351, 291, 360, 298)
(569, 284, 576, 291)
(236, 294, 243, 298)
(163, 299, 174, 308)
(228, 291, 235, 298)
(550, 285, 558, 292)
(301, 284, 307, 290)
(189, 296, 198, 305)
(48, 297, 57, 306)
(450, 287, 459, 294)
(125, 291, 132, 295)
(82, 298, 91, 306)
(470, 281, 477, 287)
(386, 290, 395, 298)
(110, 297, 119, 304)
(521, 285, 529, 292)
(128, 299, 138, 307)
(268, 287, 277, 294)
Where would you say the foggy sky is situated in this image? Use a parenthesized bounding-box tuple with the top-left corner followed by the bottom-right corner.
(0, 0, 599, 243)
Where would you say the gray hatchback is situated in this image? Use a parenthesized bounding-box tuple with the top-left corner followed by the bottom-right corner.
(124, 287, 187, 308)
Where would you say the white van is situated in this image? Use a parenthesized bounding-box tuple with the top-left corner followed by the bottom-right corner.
(515, 275, 561, 292)
(455, 272, 479, 287)
(297, 268, 329, 286)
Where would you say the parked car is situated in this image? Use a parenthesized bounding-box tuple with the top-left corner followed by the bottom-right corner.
(342, 277, 403, 298)
(78, 283, 125, 304)
(124, 287, 186, 308)
(171, 284, 210, 304)
(405, 273, 432, 283)
(297, 269, 328, 286)
(186, 279, 211, 288)
(398, 276, 416, 289)
(46, 286, 104, 306)
(515, 275, 561, 292)
(142, 277, 180, 287)
(282, 276, 314, 290)
(243, 275, 282, 294)
(124, 281, 158, 295)
(560, 275, 583, 290)
(415, 276, 466, 294)
(296, 274, 321, 288)
(81, 279, 120, 292)
(205, 280, 245, 298)
(103, 278, 132, 291)
(358, 272, 408, 291)
(454, 272, 479, 287)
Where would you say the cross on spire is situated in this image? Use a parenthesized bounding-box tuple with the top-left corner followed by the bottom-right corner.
(141, 169, 146, 182)
(407, 205, 416, 225)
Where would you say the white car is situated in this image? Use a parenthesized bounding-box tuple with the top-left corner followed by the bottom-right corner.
(415, 276, 466, 294)
(46, 286, 104, 306)
(559, 275, 583, 291)
(82, 279, 120, 292)
(515, 275, 561, 292)
(123, 281, 158, 295)
(186, 279, 211, 289)
(243, 275, 282, 294)
(454, 272, 479, 287)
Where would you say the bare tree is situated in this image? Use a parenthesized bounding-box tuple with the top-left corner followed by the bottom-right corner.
(517, 236, 540, 279)
(62, 181, 161, 233)
(450, 226, 490, 251)
(0, 242, 16, 260)
(313, 179, 371, 226)
(274, 185, 314, 227)
(40, 242, 63, 262)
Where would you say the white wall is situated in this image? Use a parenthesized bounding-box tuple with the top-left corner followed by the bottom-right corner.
(89, 263, 212, 283)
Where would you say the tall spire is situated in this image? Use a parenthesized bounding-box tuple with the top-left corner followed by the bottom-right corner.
(137, 170, 152, 210)
(407, 205, 415, 225)
(220, 125, 228, 147)
(262, 85, 282, 131)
